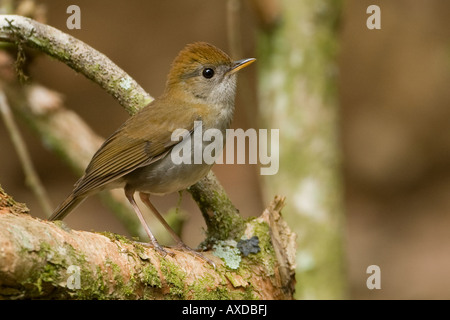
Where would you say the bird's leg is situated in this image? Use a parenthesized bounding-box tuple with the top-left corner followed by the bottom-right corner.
(124, 187, 169, 257)
(139, 192, 216, 268)
(139, 192, 184, 243)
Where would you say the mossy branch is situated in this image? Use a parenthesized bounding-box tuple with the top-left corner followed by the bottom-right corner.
(0, 15, 152, 114)
(188, 171, 245, 245)
(0, 187, 295, 299)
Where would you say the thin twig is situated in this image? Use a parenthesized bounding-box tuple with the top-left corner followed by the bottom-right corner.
(226, 0, 243, 60)
(0, 89, 53, 217)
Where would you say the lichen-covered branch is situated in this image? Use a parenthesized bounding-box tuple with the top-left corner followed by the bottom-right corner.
(188, 171, 245, 244)
(0, 14, 152, 114)
(0, 187, 295, 299)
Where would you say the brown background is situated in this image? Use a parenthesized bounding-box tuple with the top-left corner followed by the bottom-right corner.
(1, 0, 450, 299)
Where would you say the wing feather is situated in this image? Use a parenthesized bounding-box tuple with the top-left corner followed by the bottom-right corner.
(72, 99, 206, 196)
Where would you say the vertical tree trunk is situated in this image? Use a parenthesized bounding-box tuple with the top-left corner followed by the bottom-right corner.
(256, 0, 347, 299)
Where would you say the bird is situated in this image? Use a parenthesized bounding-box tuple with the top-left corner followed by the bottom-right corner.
(49, 42, 255, 265)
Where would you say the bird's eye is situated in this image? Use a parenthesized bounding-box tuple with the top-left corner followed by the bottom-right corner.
(202, 68, 215, 79)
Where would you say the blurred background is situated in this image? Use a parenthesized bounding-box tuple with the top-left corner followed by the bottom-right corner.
(1, 0, 450, 299)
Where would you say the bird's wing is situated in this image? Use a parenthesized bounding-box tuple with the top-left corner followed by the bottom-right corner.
(72, 100, 207, 196)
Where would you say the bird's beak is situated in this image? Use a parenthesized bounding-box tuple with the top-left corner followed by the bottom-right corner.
(227, 58, 256, 75)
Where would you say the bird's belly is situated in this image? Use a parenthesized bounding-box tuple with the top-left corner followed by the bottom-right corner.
(122, 153, 213, 195)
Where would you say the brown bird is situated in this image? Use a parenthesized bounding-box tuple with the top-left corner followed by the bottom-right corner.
(49, 42, 255, 264)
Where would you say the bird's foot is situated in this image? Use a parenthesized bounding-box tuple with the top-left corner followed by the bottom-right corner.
(170, 242, 216, 268)
(137, 241, 175, 258)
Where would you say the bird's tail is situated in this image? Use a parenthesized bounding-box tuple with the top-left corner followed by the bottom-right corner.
(49, 193, 86, 221)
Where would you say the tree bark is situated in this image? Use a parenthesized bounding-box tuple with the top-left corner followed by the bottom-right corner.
(0, 186, 295, 299)
(255, 0, 347, 299)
